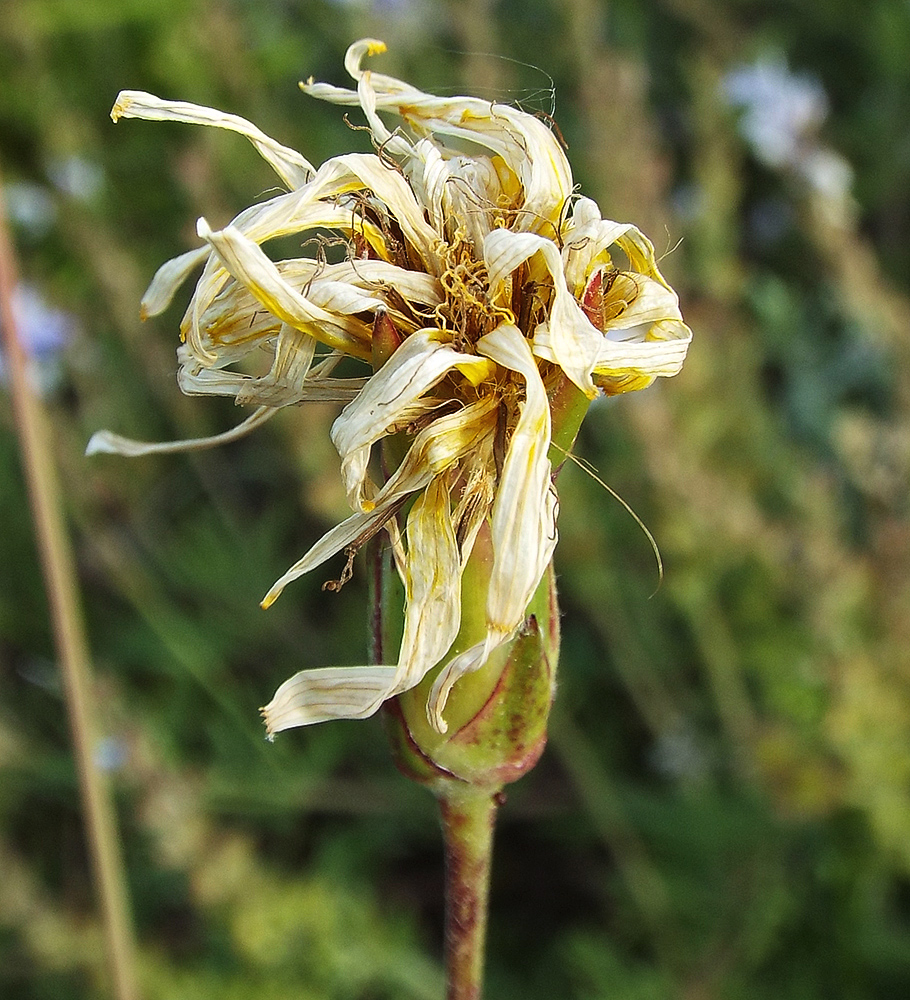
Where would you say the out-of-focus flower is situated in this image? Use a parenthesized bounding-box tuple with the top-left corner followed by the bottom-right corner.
(3, 182, 56, 238)
(723, 55, 828, 170)
(94, 736, 129, 772)
(0, 283, 74, 394)
(47, 155, 105, 203)
(89, 40, 690, 738)
(722, 54, 853, 202)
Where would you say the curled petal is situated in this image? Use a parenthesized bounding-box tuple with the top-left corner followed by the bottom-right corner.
(533, 317, 692, 382)
(186, 259, 431, 367)
(561, 198, 632, 294)
(196, 218, 372, 358)
(484, 228, 602, 397)
(176, 342, 366, 404)
(262, 665, 398, 734)
(331, 329, 492, 510)
(112, 90, 315, 190)
(317, 259, 444, 307)
(289, 154, 441, 271)
(235, 325, 317, 407)
(85, 406, 276, 458)
(393, 476, 462, 692)
(599, 272, 683, 334)
(561, 197, 671, 294)
(156, 152, 445, 368)
(262, 469, 474, 735)
(413, 143, 511, 248)
(224, 193, 390, 265)
(158, 202, 388, 358)
(260, 258, 442, 315)
(261, 395, 499, 608)
(304, 40, 573, 233)
(478, 325, 558, 638)
(141, 247, 209, 320)
(183, 154, 441, 346)
(596, 317, 692, 377)
(261, 504, 400, 611)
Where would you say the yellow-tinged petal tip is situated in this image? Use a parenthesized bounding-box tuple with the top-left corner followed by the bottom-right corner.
(110, 93, 131, 122)
(258, 705, 278, 741)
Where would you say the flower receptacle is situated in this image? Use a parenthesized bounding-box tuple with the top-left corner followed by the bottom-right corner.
(383, 524, 559, 795)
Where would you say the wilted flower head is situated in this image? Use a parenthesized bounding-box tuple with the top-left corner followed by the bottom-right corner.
(89, 40, 690, 738)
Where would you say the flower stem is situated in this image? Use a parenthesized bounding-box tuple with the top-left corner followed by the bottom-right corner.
(439, 788, 499, 1000)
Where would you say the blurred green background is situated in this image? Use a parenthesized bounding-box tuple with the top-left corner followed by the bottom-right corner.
(2, 0, 910, 997)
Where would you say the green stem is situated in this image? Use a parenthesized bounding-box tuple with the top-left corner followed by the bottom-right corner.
(547, 373, 592, 473)
(439, 788, 498, 1000)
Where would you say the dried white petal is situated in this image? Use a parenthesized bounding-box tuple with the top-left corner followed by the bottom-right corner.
(393, 476, 462, 691)
(331, 330, 492, 510)
(141, 246, 209, 319)
(305, 41, 572, 233)
(86, 406, 275, 457)
(428, 323, 557, 731)
(196, 218, 372, 358)
(112, 90, 315, 190)
(533, 318, 692, 380)
(484, 228, 602, 397)
(235, 325, 317, 407)
(262, 665, 398, 734)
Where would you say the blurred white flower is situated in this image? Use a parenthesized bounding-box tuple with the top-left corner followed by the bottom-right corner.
(723, 54, 852, 201)
(94, 736, 128, 772)
(724, 55, 827, 169)
(3, 181, 56, 238)
(47, 155, 105, 203)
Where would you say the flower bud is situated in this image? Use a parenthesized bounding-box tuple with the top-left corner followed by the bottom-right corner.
(383, 522, 559, 794)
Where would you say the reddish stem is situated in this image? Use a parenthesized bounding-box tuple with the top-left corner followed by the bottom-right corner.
(439, 789, 499, 1000)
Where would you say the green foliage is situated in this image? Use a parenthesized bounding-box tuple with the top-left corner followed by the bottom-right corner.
(3, 0, 910, 997)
